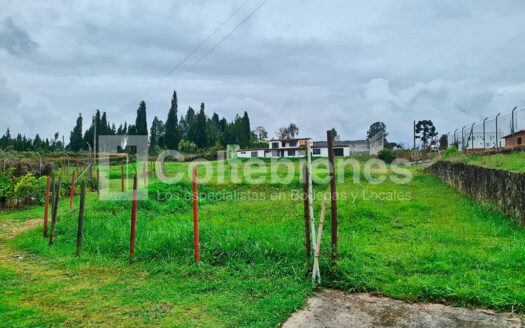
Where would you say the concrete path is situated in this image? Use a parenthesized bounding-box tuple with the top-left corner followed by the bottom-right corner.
(282, 290, 523, 328)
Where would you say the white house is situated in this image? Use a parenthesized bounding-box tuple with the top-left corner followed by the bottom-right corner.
(236, 136, 382, 158)
(237, 138, 310, 158)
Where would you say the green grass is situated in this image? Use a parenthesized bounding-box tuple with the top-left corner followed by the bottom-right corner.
(443, 151, 525, 172)
(0, 159, 523, 327)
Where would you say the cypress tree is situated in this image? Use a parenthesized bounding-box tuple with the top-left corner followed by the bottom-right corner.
(165, 91, 180, 149)
(69, 113, 83, 151)
(135, 101, 148, 136)
(194, 103, 207, 148)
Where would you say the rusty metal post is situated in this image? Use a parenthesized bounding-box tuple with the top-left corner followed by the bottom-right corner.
(302, 164, 311, 259)
(129, 174, 138, 261)
(69, 173, 75, 209)
(193, 166, 200, 262)
(327, 129, 338, 266)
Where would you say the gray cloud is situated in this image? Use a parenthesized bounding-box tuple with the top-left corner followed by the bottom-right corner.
(0, 0, 525, 144)
(0, 17, 38, 57)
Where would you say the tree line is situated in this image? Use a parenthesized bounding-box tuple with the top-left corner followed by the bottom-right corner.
(69, 91, 254, 153)
(0, 90, 260, 153)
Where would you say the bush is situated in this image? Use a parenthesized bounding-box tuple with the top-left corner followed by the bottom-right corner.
(378, 149, 396, 164)
(444, 146, 458, 157)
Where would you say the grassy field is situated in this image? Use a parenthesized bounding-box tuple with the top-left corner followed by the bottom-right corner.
(442, 151, 525, 172)
(0, 158, 524, 327)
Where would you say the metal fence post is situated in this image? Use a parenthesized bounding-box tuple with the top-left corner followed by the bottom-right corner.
(512, 106, 517, 149)
(483, 118, 487, 150)
(495, 113, 501, 150)
(470, 123, 475, 151)
(461, 126, 466, 151)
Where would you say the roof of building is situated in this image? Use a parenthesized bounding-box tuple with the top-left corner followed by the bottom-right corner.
(269, 137, 311, 142)
(502, 129, 525, 139)
(313, 140, 368, 147)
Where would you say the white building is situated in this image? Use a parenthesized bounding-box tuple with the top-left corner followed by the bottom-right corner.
(236, 137, 379, 158)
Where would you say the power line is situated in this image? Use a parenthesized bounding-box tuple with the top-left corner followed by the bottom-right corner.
(173, 0, 270, 81)
(120, 0, 253, 110)
(122, 0, 270, 111)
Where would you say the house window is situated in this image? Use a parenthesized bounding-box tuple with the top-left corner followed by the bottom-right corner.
(272, 150, 279, 157)
(289, 141, 297, 147)
(251, 151, 258, 157)
(313, 148, 321, 155)
(282, 142, 286, 147)
(334, 148, 344, 156)
(288, 150, 296, 156)
(271, 142, 279, 148)
(518, 137, 522, 145)
(240, 151, 246, 154)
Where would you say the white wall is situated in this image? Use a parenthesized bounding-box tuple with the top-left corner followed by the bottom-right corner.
(237, 150, 265, 158)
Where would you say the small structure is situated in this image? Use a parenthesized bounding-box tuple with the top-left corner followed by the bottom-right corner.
(502, 129, 525, 149)
(237, 138, 311, 158)
(236, 133, 384, 158)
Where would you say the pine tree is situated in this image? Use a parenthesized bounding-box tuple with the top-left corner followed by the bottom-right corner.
(150, 116, 164, 149)
(135, 101, 148, 136)
(165, 91, 180, 149)
(240, 111, 251, 147)
(194, 103, 207, 148)
(70, 113, 84, 151)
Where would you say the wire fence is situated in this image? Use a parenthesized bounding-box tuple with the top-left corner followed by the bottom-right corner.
(445, 107, 525, 152)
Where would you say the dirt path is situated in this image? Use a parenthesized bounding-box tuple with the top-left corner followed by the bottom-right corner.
(282, 290, 523, 328)
(0, 218, 41, 260)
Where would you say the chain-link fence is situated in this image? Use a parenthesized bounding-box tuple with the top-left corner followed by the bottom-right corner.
(446, 107, 525, 152)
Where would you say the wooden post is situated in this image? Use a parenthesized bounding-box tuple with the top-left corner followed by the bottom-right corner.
(76, 181, 86, 256)
(49, 175, 62, 246)
(129, 174, 138, 261)
(306, 140, 319, 275)
(312, 197, 327, 284)
(51, 173, 56, 218)
(192, 166, 200, 262)
(327, 129, 338, 266)
(69, 172, 75, 209)
(302, 164, 311, 259)
(44, 175, 50, 237)
(121, 162, 125, 192)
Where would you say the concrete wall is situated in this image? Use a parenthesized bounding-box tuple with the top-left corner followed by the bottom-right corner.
(426, 161, 525, 225)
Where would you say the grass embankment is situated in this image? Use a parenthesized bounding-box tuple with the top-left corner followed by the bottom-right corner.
(443, 151, 525, 172)
(0, 159, 524, 327)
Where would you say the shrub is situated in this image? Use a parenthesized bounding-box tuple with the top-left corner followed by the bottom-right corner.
(378, 149, 395, 164)
(444, 146, 458, 157)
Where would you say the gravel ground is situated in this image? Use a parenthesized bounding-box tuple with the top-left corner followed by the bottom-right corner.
(282, 290, 523, 328)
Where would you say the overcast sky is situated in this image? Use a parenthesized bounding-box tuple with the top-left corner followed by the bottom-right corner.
(1, 0, 525, 145)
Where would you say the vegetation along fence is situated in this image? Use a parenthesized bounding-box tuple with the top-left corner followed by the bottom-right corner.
(426, 161, 525, 225)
